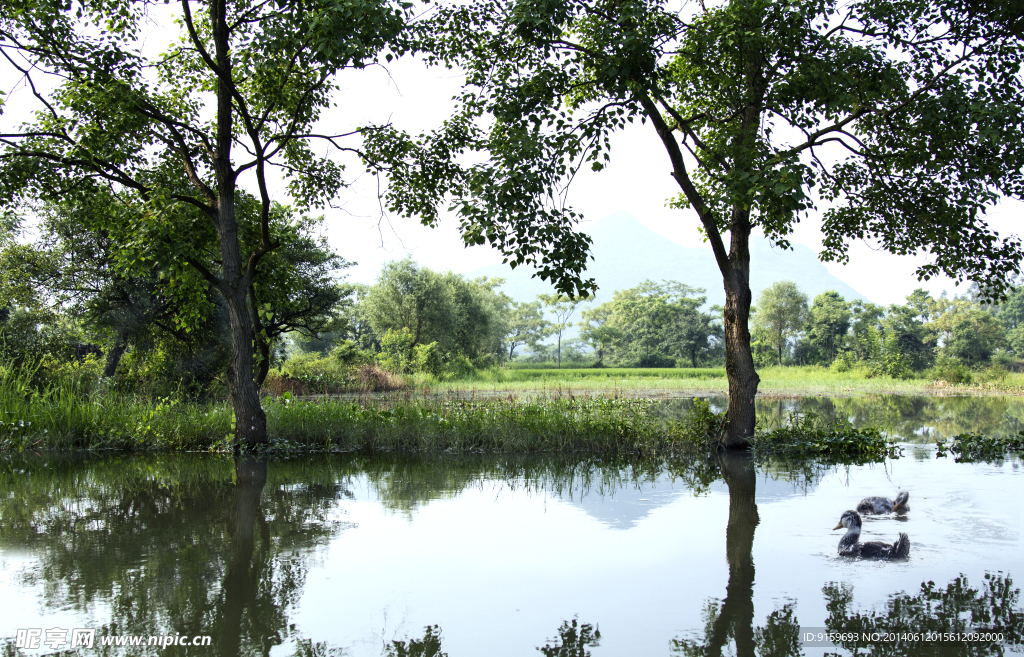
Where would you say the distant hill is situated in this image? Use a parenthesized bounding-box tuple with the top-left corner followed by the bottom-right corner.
(468, 211, 868, 310)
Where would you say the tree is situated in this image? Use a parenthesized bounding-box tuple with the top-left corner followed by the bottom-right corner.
(803, 292, 851, 365)
(882, 292, 936, 371)
(846, 300, 886, 362)
(363, 259, 510, 364)
(538, 293, 587, 368)
(996, 283, 1024, 356)
(931, 298, 1005, 365)
(579, 304, 617, 363)
(505, 300, 552, 360)
(666, 309, 720, 368)
(0, 194, 350, 383)
(384, 0, 1024, 447)
(752, 282, 808, 367)
(0, 0, 413, 446)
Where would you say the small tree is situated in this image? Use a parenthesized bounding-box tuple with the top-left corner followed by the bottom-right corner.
(538, 294, 588, 368)
(505, 301, 552, 360)
(752, 282, 808, 366)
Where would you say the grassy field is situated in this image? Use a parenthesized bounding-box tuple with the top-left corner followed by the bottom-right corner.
(408, 365, 1024, 397)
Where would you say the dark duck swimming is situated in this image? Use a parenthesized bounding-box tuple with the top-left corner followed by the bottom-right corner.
(834, 510, 910, 559)
(857, 490, 909, 515)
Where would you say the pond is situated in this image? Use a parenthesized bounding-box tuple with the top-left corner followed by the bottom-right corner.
(1, 397, 1023, 656)
(656, 393, 1024, 443)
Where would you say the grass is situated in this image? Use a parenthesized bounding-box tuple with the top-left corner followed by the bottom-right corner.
(5, 358, 1024, 456)
(0, 364, 902, 464)
(0, 368, 722, 454)
(406, 364, 1024, 397)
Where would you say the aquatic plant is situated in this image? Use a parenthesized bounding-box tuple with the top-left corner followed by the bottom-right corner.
(937, 431, 1024, 462)
(752, 412, 901, 463)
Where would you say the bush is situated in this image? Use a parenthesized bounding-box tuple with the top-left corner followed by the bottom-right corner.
(411, 342, 442, 376)
(330, 340, 372, 366)
(926, 357, 973, 385)
(637, 353, 676, 368)
(272, 352, 351, 394)
(376, 328, 414, 373)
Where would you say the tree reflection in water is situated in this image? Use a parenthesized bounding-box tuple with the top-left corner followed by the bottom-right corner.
(671, 451, 802, 657)
(823, 574, 1024, 657)
(0, 453, 353, 656)
(667, 454, 1023, 657)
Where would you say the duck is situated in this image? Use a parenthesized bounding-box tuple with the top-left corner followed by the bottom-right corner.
(857, 490, 909, 515)
(833, 510, 910, 559)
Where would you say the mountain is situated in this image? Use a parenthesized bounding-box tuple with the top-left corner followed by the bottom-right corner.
(467, 211, 868, 309)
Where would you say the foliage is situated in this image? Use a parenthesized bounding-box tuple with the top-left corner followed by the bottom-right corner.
(579, 280, 719, 368)
(376, 327, 416, 374)
(752, 413, 901, 463)
(537, 618, 601, 657)
(802, 291, 851, 365)
(505, 300, 552, 360)
(937, 431, 1024, 463)
(364, 259, 511, 365)
(925, 356, 975, 386)
(932, 297, 1006, 365)
(384, 626, 446, 657)
(752, 282, 808, 367)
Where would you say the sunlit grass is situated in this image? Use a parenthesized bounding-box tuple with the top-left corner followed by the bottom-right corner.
(412, 365, 1024, 396)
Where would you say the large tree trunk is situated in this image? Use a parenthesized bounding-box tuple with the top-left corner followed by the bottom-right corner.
(224, 286, 268, 449)
(215, 182, 267, 449)
(102, 334, 129, 378)
(722, 216, 760, 449)
(211, 0, 268, 449)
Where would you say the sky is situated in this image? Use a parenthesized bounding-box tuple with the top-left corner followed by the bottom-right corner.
(2, 16, 1020, 307)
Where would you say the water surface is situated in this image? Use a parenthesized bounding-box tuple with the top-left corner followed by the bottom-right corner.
(1, 407, 1022, 656)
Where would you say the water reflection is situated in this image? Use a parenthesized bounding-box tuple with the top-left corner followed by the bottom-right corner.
(0, 450, 1021, 656)
(655, 395, 1024, 443)
(670, 453, 801, 657)
(0, 454, 351, 655)
(821, 574, 1024, 656)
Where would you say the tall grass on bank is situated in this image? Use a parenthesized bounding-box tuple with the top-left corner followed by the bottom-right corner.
(0, 365, 233, 451)
(0, 384, 727, 454)
(1, 366, 903, 464)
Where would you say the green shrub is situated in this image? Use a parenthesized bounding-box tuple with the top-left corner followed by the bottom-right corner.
(411, 342, 442, 376)
(753, 412, 900, 462)
(936, 431, 1024, 462)
(330, 340, 372, 366)
(376, 328, 414, 373)
(637, 353, 676, 368)
(926, 356, 973, 385)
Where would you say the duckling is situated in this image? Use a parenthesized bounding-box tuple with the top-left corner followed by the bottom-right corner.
(857, 490, 909, 515)
(834, 510, 910, 559)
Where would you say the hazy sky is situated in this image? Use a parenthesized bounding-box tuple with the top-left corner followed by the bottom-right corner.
(3, 19, 1019, 307)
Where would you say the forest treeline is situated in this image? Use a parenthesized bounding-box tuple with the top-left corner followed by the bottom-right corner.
(2, 201, 1022, 398)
